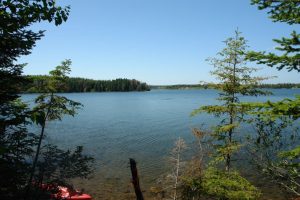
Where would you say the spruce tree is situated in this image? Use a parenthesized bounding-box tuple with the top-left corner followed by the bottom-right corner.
(0, 1, 70, 199)
(192, 30, 268, 171)
(244, 0, 300, 196)
(248, 0, 300, 72)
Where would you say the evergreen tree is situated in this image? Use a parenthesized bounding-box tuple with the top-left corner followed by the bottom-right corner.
(0, 0, 69, 104)
(248, 0, 300, 72)
(0, 1, 70, 199)
(192, 30, 268, 171)
(244, 0, 300, 196)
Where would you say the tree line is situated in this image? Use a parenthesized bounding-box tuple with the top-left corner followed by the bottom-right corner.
(151, 83, 300, 90)
(257, 83, 300, 89)
(23, 76, 150, 93)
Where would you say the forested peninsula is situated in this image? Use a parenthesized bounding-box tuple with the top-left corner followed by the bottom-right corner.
(22, 76, 150, 93)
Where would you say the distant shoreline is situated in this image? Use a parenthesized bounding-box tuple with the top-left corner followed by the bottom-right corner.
(21, 90, 151, 94)
(22, 76, 150, 93)
(150, 83, 300, 90)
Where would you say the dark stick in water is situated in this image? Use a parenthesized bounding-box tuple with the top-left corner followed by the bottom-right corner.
(129, 158, 144, 200)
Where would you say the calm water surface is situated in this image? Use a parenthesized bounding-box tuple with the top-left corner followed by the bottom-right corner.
(22, 89, 300, 199)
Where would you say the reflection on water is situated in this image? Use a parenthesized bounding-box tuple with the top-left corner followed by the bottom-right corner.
(22, 89, 300, 199)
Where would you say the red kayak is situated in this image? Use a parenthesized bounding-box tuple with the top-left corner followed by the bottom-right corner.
(37, 184, 92, 200)
(52, 186, 92, 200)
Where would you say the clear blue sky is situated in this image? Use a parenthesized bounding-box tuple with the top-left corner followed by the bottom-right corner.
(21, 0, 299, 85)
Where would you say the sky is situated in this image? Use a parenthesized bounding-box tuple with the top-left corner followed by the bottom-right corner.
(21, 0, 299, 85)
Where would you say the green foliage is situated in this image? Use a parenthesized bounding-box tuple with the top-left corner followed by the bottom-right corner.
(26, 145, 94, 200)
(251, 144, 300, 196)
(202, 167, 261, 200)
(247, 31, 300, 72)
(193, 30, 268, 171)
(27, 61, 84, 198)
(31, 60, 83, 124)
(206, 31, 269, 101)
(244, 95, 300, 196)
(251, 116, 295, 151)
(36, 145, 94, 183)
(32, 94, 82, 124)
(277, 147, 300, 195)
(0, 1, 70, 199)
(0, 0, 70, 103)
(278, 147, 300, 189)
(0, 101, 38, 199)
(251, 0, 300, 24)
(248, 1, 300, 72)
(48, 59, 72, 92)
(180, 175, 203, 200)
(243, 95, 300, 120)
(213, 142, 242, 163)
(191, 104, 251, 118)
(21, 62, 95, 200)
(278, 146, 300, 179)
(181, 168, 261, 200)
(244, 101, 300, 196)
(247, 6, 300, 196)
(280, 146, 300, 160)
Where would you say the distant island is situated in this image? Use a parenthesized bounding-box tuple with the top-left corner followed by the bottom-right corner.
(151, 83, 300, 90)
(22, 76, 151, 93)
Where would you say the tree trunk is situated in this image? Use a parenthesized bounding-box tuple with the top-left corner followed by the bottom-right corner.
(24, 123, 46, 200)
(25, 94, 53, 199)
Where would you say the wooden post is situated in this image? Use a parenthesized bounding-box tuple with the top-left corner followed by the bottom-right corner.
(129, 158, 144, 200)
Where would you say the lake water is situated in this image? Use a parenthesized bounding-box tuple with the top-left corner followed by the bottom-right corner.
(22, 89, 300, 199)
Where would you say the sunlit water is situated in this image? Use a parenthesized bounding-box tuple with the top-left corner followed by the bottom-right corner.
(22, 89, 300, 199)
